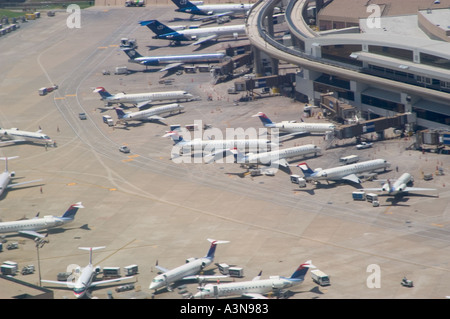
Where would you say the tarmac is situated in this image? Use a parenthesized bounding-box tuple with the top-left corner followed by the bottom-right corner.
(0, 5, 449, 300)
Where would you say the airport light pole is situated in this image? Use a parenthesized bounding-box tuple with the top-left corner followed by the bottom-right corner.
(35, 237, 49, 287)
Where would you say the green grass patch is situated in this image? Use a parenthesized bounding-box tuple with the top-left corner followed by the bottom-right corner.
(0, 9, 27, 18)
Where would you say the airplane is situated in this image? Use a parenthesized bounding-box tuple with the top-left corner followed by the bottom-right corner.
(297, 159, 391, 184)
(208, 144, 321, 169)
(114, 103, 184, 124)
(163, 129, 277, 156)
(0, 202, 83, 239)
(252, 112, 336, 138)
(362, 172, 437, 196)
(0, 156, 43, 199)
(122, 48, 227, 72)
(171, 0, 253, 21)
(0, 127, 55, 147)
(41, 246, 134, 299)
(149, 238, 229, 292)
(140, 19, 246, 46)
(93, 87, 194, 109)
(193, 260, 315, 299)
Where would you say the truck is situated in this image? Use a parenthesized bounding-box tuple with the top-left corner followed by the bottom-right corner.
(124, 264, 138, 276)
(21, 265, 35, 275)
(356, 142, 373, 150)
(311, 269, 330, 286)
(102, 115, 114, 126)
(290, 175, 306, 187)
(38, 85, 58, 96)
(125, 0, 145, 6)
(366, 193, 378, 203)
(352, 191, 366, 201)
(339, 155, 359, 165)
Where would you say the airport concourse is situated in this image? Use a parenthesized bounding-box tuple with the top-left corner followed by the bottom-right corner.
(0, 0, 449, 301)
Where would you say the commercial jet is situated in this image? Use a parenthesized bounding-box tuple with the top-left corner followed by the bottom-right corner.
(171, 0, 253, 21)
(297, 159, 391, 184)
(140, 19, 246, 46)
(217, 144, 321, 169)
(163, 129, 276, 156)
(122, 48, 227, 72)
(114, 103, 184, 124)
(41, 247, 134, 299)
(194, 260, 315, 299)
(362, 172, 437, 196)
(253, 112, 336, 138)
(93, 87, 194, 109)
(149, 239, 229, 292)
(0, 128, 55, 147)
(0, 156, 42, 198)
(0, 202, 83, 238)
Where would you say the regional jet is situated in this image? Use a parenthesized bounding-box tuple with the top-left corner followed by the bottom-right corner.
(140, 19, 246, 46)
(93, 87, 194, 109)
(41, 247, 134, 299)
(297, 159, 391, 184)
(0, 202, 83, 238)
(253, 112, 336, 139)
(122, 48, 227, 72)
(362, 172, 437, 196)
(114, 103, 184, 124)
(171, 0, 253, 21)
(0, 156, 43, 199)
(0, 127, 55, 147)
(194, 260, 315, 299)
(149, 239, 229, 292)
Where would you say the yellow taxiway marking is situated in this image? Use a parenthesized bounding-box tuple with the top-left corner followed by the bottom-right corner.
(128, 154, 139, 159)
(54, 97, 65, 100)
(109, 188, 117, 191)
(98, 46, 108, 49)
(67, 182, 77, 186)
(109, 44, 119, 47)
(65, 94, 77, 97)
(122, 158, 134, 163)
(432, 223, 444, 228)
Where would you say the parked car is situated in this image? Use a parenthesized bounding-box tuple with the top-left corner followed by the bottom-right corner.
(356, 142, 373, 149)
(79, 113, 87, 120)
(119, 146, 130, 153)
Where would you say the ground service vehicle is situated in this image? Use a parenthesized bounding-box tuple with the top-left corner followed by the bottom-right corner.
(311, 269, 330, 286)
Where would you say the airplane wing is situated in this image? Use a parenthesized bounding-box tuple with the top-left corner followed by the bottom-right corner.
(404, 187, 437, 192)
(19, 230, 46, 238)
(341, 174, 361, 184)
(136, 100, 152, 109)
(242, 293, 268, 299)
(0, 139, 25, 145)
(279, 131, 308, 140)
(146, 115, 165, 121)
(155, 264, 170, 273)
(204, 149, 231, 163)
(41, 279, 74, 286)
(190, 34, 218, 46)
(193, 11, 235, 22)
(183, 274, 230, 281)
(159, 63, 184, 72)
(7, 179, 43, 189)
(273, 158, 289, 168)
(90, 276, 134, 287)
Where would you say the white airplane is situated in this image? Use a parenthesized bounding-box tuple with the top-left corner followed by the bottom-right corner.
(122, 48, 227, 72)
(194, 260, 315, 299)
(41, 246, 134, 299)
(252, 112, 336, 138)
(163, 130, 276, 156)
(171, 0, 253, 21)
(0, 128, 55, 147)
(93, 87, 194, 109)
(297, 159, 391, 184)
(114, 103, 184, 124)
(140, 20, 246, 46)
(0, 156, 43, 199)
(0, 202, 83, 239)
(149, 239, 229, 292)
(362, 172, 437, 196)
(212, 144, 321, 169)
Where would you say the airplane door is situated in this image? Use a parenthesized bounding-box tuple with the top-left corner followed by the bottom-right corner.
(213, 285, 219, 298)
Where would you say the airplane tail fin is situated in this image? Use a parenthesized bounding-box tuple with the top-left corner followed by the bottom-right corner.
(171, 0, 196, 9)
(114, 108, 127, 119)
(205, 238, 229, 260)
(297, 162, 315, 177)
(93, 87, 112, 99)
(61, 202, 84, 219)
(162, 130, 185, 145)
(230, 147, 246, 163)
(122, 48, 142, 60)
(252, 112, 275, 127)
(0, 156, 19, 172)
(140, 20, 176, 37)
(289, 260, 315, 280)
(79, 246, 106, 265)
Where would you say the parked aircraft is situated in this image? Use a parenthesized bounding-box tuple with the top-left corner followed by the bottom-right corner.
(194, 260, 315, 299)
(210, 145, 321, 168)
(122, 48, 227, 72)
(297, 159, 391, 184)
(252, 112, 336, 138)
(41, 247, 134, 299)
(114, 103, 184, 123)
(362, 172, 437, 196)
(0, 128, 55, 147)
(140, 19, 246, 46)
(149, 239, 229, 292)
(0, 202, 83, 238)
(0, 156, 42, 198)
(93, 87, 194, 109)
(171, 0, 253, 20)
(163, 130, 276, 156)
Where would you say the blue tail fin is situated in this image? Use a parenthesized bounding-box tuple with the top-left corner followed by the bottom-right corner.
(61, 202, 84, 219)
(171, 0, 196, 9)
(140, 20, 176, 36)
(297, 162, 315, 177)
(205, 239, 229, 260)
(94, 87, 112, 99)
(115, 108, 127, 119)
(290, 260, 314, 280)
(122, 48, 142, 60)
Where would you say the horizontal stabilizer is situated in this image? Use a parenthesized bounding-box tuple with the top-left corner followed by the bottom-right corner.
(19, 230, 46, 238)
(7, 179, 43, 189)
(191, 34, 218, 46)
(160, 63, 184, 72)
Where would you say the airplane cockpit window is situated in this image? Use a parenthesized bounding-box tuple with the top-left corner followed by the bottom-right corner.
(152, 278, 164, 283)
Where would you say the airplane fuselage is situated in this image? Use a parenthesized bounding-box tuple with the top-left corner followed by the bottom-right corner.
(133, 53, 226, 66)
(243, 144, 320, 165)
(72, 264, 96, 298)
(271, 122, 336, 134)
(0, 128, 54, 146)
(119, 103, 183, 121)
(158, 24, 246, 41)
(177, 4, 252, 16)
(307, 159, 390, 181)
(180, 139, 275, 154)
(0, 216, 69, 236)
(104, 91, 193, 105)
(0, 172, 11, 197)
